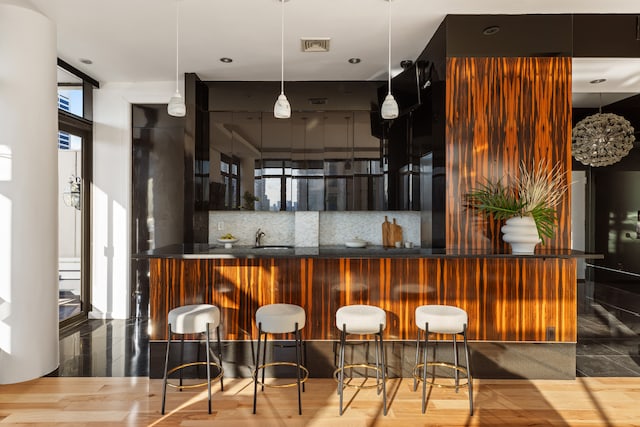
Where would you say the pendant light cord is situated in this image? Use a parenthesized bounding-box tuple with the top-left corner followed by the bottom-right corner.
(598, 92, 602, 114)
(280, 0, 285, 95)
(387, 0, 392, 95)
(175, 0, 180, 93)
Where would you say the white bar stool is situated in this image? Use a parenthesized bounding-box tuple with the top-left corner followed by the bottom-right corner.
(253, 303, 308, 415)
(413, 304, 473, 415)
(335, 304, 387, 416)
(161, 304, 224, 415)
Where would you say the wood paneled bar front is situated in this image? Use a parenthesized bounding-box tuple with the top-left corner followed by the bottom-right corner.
(144, 246, 596, 379)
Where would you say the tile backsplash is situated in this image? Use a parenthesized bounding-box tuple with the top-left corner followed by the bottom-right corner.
(209, 211, 295, 246)
(318, 211, 420, 246)
(209, 211, 420, 247)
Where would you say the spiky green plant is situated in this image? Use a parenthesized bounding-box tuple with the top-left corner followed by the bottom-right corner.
(465, 161, 567, 241)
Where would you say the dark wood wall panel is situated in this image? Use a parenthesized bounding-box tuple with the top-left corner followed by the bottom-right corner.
(445, 57, 572, 251)
(149, 257, 576, 343)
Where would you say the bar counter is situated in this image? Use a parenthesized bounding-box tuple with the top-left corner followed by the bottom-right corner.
(139, 243, 595, 260)
(140, 244, 601, 379)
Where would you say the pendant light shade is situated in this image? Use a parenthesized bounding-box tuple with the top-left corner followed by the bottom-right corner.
(274, 93, 291, 119)
(381, 93, 399, 119)
(168, 0, 186, 117)
(168, 91, 186, 117)
(381, 0, 398, 120)
(572, 112, 635, 167)
(274, 0, 291, 119)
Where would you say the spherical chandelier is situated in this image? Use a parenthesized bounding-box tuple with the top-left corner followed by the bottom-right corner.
(572, 113, 635, 167)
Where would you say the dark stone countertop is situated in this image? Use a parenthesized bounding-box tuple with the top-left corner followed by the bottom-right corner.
(134, 244, 603, 260)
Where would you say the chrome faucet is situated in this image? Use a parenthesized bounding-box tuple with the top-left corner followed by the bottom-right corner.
(255, 228, 265, 247)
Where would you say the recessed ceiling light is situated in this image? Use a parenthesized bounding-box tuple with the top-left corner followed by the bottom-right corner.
(590, 78, 607, 84)
(400, 60, 413, 69)
(482, 26, 500, 36)
(79, 58, 93, 65)
(220, 57, 233, 63)
(348, 58, 361, 64)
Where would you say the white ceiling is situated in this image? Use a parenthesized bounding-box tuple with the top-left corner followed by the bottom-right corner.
(30, 0, 640, 105)
(572, 58, 640, 107)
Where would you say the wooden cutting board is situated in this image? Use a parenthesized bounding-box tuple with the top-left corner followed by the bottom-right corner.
(390, 218, 403, 246)
(382, 216, 392, 247)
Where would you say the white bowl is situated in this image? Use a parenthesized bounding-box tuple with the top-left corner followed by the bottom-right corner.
(345, 239, 367, 248)
(217, 238, 238, 244)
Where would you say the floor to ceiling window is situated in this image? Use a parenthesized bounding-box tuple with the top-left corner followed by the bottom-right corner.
(57, 60, 96, 326)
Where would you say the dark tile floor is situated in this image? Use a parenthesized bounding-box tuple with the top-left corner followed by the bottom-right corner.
(576, 280, 640, 377)
(51, 279, 640, 378)
(51, 318, 149, 377)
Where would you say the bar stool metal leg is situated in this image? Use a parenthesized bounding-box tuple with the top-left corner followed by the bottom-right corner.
(374, 333, 381, 386)
(453, 332, 459, 392)
(379, 324, 387, 415)
(301, 332, 306, 392)
(215, 326, 224, 391)
(161, 328, 173, 415)
(464, 324, 474, 416)
(421, 322, 429, 414)
(294, 322, 302, 415)
(205, 324, 212, 414)
(252, 324, 263, 415)
(261, 331, 268, 391)
(179, 335, 185, 389)
(338, 325, 346, 414)
(413, 330, 420, 389)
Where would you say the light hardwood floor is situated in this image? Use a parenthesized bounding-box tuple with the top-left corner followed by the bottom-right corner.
(0, 377, 639, 426)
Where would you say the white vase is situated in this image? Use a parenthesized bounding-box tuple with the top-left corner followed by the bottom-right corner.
(500, 216, 541, 254)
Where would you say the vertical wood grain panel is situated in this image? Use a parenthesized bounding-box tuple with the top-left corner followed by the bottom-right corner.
(446, 57, 572, 251)
(149, 257, 576, 343)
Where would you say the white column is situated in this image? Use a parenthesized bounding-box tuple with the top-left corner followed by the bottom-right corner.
(0, 0, 59, 383)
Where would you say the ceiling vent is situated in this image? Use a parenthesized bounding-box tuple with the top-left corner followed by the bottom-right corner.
(308, 97, 328, 105)
(301, 37, 331, 52)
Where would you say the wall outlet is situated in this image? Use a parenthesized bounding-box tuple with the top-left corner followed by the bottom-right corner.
(546, 326, 556, 341)
(217, 221, 224, 231)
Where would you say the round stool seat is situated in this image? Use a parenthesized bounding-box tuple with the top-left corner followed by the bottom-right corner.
(256, 303, 305, 333)
(168, 304, 221, 334)
(415, 305, 467, 335)
(336, 305, 386, 334)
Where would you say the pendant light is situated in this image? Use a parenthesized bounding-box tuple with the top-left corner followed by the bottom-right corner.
(572, 94, 635, 167)
(380, 0, 399, 120)
(274, 0, 291, 119)
(167, 0, 186, 117)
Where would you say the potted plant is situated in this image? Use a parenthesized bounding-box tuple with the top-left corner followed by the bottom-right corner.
(242, 191, 259, 210)
(464, 161, 567, 253)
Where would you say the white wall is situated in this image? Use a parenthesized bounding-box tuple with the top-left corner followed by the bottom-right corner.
(0, 0, 59, 384)
(91, 80, 179, 319)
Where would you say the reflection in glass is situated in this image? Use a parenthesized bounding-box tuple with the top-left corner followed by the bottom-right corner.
(262, 177, 281, 211)
(220, 154, 239, 209)
(57, 66, 83, 117)
(255, 158, 386, 211)
(212, 110, 387, 211)
(58, 130, 83, 321)
(325, 177, 347, 211)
